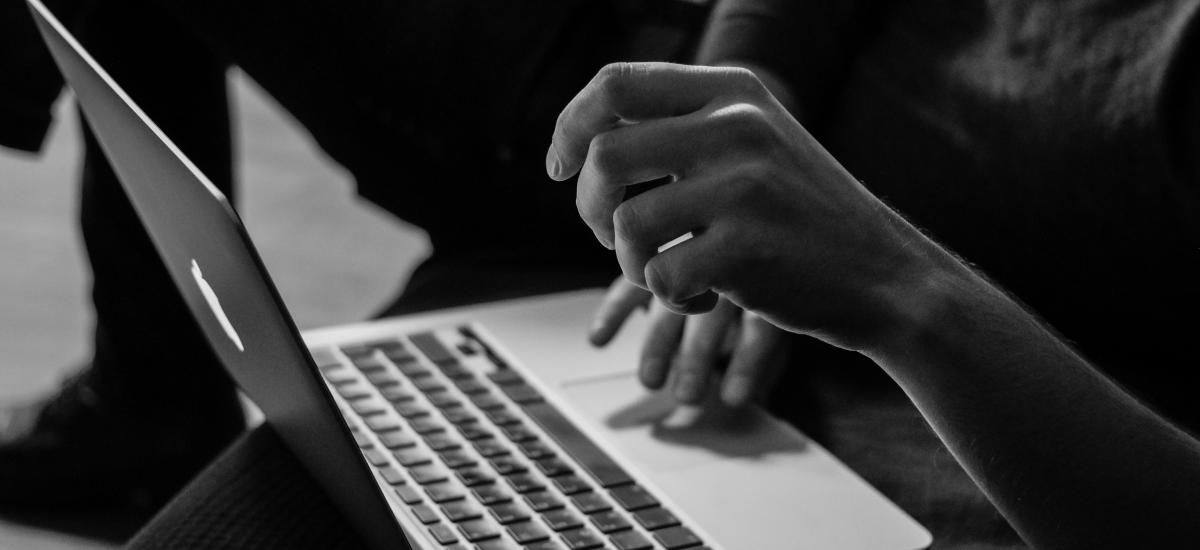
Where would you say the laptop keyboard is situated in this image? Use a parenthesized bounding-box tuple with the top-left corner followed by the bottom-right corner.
(313, 327, 711, 550)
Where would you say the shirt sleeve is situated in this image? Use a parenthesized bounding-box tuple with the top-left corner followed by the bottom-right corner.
(0, 0, 65, 154)
(696, 0, 881, 124)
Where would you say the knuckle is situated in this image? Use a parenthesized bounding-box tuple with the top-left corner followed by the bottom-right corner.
(612, 200, 646, 244)
(712, 102, 772, 142)
(596, 62, 637, 105)
(723, 66, 769, 99)
(587, 131, 623, 177)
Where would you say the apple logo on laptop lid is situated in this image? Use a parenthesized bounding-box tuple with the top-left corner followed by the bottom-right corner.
(191, 259, 245, 352)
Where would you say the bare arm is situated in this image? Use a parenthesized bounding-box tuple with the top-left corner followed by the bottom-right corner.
(868, 235, 1200, 549)
(548, 62, 1200, 548)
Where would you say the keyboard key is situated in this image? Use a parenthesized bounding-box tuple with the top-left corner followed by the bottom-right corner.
(351, 400, 388, 417)
(500, 423, 538, 443)
(439, 449, 478, 469)
(587, 510, 630, 534)
(438, 362, 474, 380)
(483, 408, 521, 426)
(393, 449, 433, 467)
(486, 369, 524, 385)
(632, 507, 680, 530)
(559, 526, 604, 549)
(414, 378, 448, 394)
(506, 473, 545, 494)
(507, 521, 551, 544)
(378, 466, 406, 485)
(651, 526, 702, 549)
(381, 346, 416, 365)
(410, 418, 447, 435)
(309, 347, 342, 369)
(336, 383, 371, 400)
(365, 370, 401, 387)
(473, 539, 521, 550)
(551, 475, 591, 496)
(473, 440, 510, 458)
(458, 425, 495, 441)
(571, 493, 611, 514)
(379, 386, 416, 403)
(429, 393, 463, 409)
(470, 393, 506, 410)
(429, 523, 459, 545)
(379, 431, 418, 449)
(608, 530, 653, 550)
(395, 361, 433, 379)
(442, 407, 479, 425)
(524, 542, 567, 550)
(410, 465, 450, 485)
(455, 468, 495, 487)
(523, 402, 633, 488)
(523, 491, 564, 512)
(499, 383, 543, 405)
(488, 501, 531, 525)
(363, 448, 390, 467)
(326, 370, 360, 387)
(410, 332, 457, 364)
(424, 433, 463, 452)
(456, 518, 501, 542)
(425, 482, 467, 503)
(472, 484, 513, 506)
(340, 343, 378, 360)
(412, 504, 440, 524)
(395, 402, 431, 419)
(608, 485, 658, 511)
(518, 441, 555, 460)
(441, 501, 483, 522)
(489, 456, 527, 476)
(365, 415, 403, 433)
(352, 431, 372, 448)
(394, 484, 423, 505)
(541, 509, 583, 531)
(353, 355, 389, 373)
(535, 458, 573, 477)
(454, 378, 489, 395)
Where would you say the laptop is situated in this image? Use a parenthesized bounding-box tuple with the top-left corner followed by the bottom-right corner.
(28, 1, 932, 548)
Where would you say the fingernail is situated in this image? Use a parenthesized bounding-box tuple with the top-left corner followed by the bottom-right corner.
(545, 144, 562, 179)
(722, 377, 753, 406)
(674, 374, 703, 403)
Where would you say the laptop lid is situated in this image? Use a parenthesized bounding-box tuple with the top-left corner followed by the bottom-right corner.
(26, 2, 411, 548)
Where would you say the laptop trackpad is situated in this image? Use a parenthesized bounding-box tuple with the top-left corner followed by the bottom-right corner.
(560, 373, 808, 474)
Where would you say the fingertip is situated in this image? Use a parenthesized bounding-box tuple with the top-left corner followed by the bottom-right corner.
(545, 144, 564, 180)
(639, 357, 668, 389)
(588, 318, 611, 347)
(721, 375, 755, 407)
(673, 372, 706, 404)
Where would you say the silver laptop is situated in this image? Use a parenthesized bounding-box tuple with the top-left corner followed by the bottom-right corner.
(28, 1, 931, 548)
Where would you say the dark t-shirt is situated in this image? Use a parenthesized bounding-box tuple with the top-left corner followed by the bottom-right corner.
(704, 0, 1200, 429)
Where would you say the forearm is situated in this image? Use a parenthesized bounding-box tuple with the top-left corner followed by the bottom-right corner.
(867, 248, 1200, 548)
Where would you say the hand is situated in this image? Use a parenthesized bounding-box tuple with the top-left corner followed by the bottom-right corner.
(548, 62, 939, 352)
(589, 277, 788, 406)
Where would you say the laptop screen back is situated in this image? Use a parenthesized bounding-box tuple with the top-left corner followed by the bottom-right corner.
(26, 2, 410, 548)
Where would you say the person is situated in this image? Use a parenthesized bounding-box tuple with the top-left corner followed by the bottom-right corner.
(0, 0, 713, 516)
(548, 60, 1200, 549)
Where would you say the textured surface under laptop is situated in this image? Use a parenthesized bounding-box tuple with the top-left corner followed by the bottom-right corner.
(312, 328, 710, 550)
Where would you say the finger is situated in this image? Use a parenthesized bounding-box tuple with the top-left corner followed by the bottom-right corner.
(639, 300, 685, 390)
(612, 172, 721, 287)
(720, 312, 788, 407)
(643, 223, 733, 315)
(671, 298, 740, 404)
(548, 62, 760, 181)
(575, 113, 711, 248)
(589, 277, 651, 347)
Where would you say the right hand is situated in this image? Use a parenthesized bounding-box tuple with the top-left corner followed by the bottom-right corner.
(589, 276, 789, 407)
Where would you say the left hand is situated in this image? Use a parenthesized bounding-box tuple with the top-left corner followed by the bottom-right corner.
(589, 276, 788, 406)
